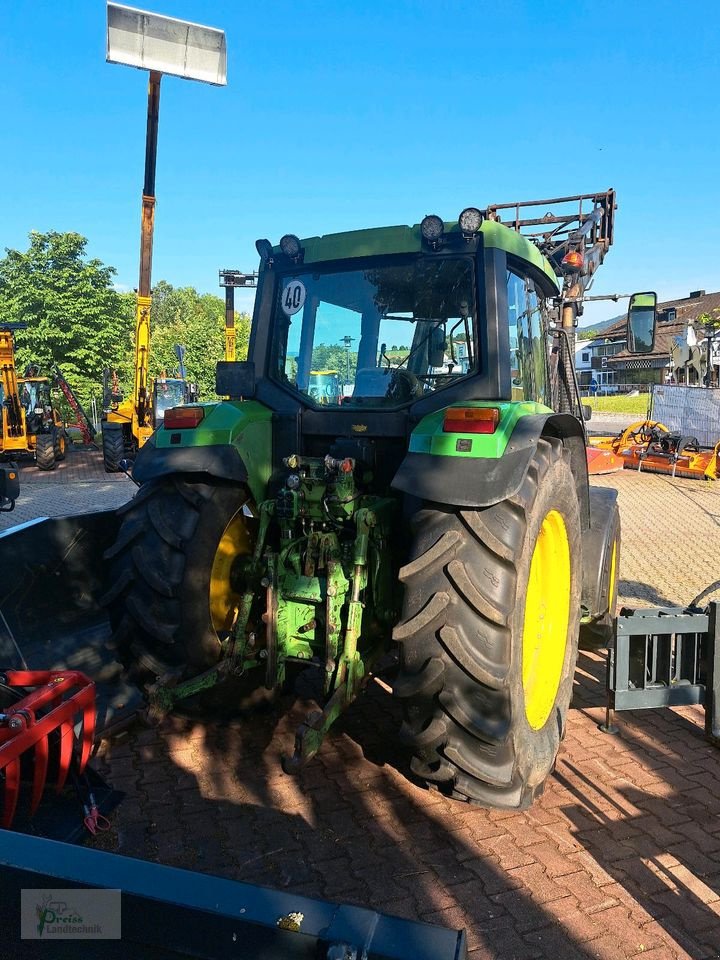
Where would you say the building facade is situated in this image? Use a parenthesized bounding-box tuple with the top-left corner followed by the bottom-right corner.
(576, 290, 720, 392)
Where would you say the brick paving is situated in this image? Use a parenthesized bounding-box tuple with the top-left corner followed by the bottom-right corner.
(0, 444, 133, 532)
(5, 442, 720, 958)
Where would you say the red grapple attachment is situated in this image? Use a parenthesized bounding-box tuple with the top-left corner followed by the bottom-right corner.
(0, 670, 96, 829)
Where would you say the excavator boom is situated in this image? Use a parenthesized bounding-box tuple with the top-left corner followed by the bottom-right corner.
(0, 325, 28, 446)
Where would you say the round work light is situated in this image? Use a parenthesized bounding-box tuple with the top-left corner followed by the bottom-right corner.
(280, 234, 302, 259)
(459, 207, 483, 234)
(420, 215, 444, 244)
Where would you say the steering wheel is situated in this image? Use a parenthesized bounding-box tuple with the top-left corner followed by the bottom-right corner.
(385, 368, 420, 403)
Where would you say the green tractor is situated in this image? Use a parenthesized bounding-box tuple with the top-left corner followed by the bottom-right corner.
(105, 190, 656, 809)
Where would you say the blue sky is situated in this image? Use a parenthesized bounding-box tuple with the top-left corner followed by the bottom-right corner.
(2, 0, 719, 324)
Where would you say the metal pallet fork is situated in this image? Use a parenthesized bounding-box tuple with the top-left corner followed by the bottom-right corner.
(601, 603, 720, 740)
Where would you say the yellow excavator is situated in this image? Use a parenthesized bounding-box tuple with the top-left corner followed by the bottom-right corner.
(102, 341, 197, 472)
(0, 324, 67, 471)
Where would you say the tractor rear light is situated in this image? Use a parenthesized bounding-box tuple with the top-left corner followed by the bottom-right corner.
(164, 406, 205, 429)
(561, 250, 584, 271)
(443, 407, 500, 434)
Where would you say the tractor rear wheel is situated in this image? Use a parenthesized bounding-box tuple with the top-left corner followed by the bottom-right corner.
(394, 437, 582, 810)
(35, 432, 57, 471)
(104, 476, 255, 683)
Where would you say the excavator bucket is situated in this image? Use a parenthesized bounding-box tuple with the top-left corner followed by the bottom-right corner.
(0, 670, 95, 829)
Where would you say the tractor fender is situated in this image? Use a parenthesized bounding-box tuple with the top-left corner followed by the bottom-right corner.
(391, 412, 590, 523)
(132, 436, 249, 485)
(582, 486, 619, 620)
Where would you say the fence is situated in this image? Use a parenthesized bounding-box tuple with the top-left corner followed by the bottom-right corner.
(578, 382, 652, 398)
(650, 384, 720, 448)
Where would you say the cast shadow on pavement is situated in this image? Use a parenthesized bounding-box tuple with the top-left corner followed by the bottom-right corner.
(95, 661, 719, 959)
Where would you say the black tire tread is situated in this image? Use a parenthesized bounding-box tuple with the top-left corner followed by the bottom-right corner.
(102, 428, 125, 473)
(104, 476, 252, 680)
(35, 433, 56, 471)
(393, 437, 582, 810)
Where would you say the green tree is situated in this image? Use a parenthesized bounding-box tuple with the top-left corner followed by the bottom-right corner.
(119, 281, 251, 400)
(310, 343, 357, 380)
(698, 308, 720, 335)
(0, 231, 130, 404)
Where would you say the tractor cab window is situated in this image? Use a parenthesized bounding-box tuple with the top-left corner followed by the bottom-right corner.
(154, 379, 188, 420)
(271, 257, 477, 407)
(507, 271, 549, 405)
(20, 382, 38, 416)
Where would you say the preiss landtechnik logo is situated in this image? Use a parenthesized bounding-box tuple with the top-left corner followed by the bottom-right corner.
(21, 889, 121, 940)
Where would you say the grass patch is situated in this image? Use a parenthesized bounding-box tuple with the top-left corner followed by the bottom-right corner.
(585, 394, 650, 415)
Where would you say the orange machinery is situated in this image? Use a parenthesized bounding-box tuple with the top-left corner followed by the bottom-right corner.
(588, 420, 720, 480)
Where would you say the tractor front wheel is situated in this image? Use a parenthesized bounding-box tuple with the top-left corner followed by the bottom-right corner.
(35, 432, 57, 471)
(394, 437, 582, 810)
(104, 476, 255, 684)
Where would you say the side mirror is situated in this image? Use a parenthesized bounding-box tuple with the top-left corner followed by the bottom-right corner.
(627, 292, 657, 354)
(429, 327, 446, 368)
(216, 360, 256, 399)
(582, 404, 592, 422)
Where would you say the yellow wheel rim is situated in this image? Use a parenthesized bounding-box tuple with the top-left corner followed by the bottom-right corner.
(522, 509, 571, 730)
(209, 510, 252, 636)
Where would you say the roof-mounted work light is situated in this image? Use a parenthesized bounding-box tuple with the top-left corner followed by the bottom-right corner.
(105, 4, 227, 433)
(279, 234, 303, 263)
(420, 215, 444, 248)
(458, 207, 483, 237)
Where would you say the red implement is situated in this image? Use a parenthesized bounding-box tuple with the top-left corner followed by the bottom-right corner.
(586, 446, 624, 475)
(0, 670, 95, 828)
